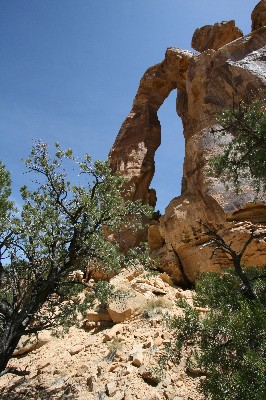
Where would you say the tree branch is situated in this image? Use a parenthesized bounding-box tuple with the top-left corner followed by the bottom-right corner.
(196, 220, 258, 300)
(0, 367, 30, 377)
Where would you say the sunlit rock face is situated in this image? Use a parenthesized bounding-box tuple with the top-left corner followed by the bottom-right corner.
(252, 0, 266, 31)
(191, 20, 243, 52)
(109, 47, 193, 207)
(109, 2, 266, 284)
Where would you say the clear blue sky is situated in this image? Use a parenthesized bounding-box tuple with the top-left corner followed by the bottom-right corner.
(0, 0, 258, 212)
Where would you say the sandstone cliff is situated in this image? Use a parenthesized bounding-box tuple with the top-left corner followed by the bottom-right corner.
(109, 1, 266, 284)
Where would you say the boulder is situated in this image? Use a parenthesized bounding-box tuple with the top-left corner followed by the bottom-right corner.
(158, 272, 174, 287)
(149, 241, 186, 285)
(68, 344, 84, 355)
(153, 336, 163, 346)
(130, 344, 144, 367)
(132, 351, 144, 367)
(252, 0, 266, 31)
(148, 221, 165, 250)
(86, 308, 112, 322)
(106, 381, 118, 397)
(191, 20, 243, 52)
(13, 330, 51, 356)
(107, 279, 147, 323)
(84, 336, 96, 348)
(103, 323, 125, 341)
(107, 304, 132, 323)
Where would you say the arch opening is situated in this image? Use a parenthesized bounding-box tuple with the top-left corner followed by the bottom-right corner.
(150, 90, 185, 214)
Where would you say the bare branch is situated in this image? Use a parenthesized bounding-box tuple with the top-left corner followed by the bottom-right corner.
(0, 367, 30, 377)
(196, 220, 257, 300)
(239, 232, 255, 258)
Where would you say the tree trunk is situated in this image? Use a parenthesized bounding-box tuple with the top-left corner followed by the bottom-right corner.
(0, 321, 26, 373)
(0, 277, 58, 374)
(233, 256, 257, 301)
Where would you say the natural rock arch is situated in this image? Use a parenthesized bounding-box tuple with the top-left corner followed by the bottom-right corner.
(109, 48, 193, 207)
(152, 91, 185, 213)
(109, 16, 266, 284)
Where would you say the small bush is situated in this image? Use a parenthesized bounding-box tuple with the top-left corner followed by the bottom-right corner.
(142, 297, 172, 318)
(106, 338, 123, 361)
(107, 338, 123, 353)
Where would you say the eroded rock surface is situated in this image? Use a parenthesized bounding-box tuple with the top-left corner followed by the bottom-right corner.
(191, 20, 243, 52)
(252, 0, 266, 31)
(109, 2, 266, 284)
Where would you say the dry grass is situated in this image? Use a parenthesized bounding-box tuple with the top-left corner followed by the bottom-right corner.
(141, 296, 172, 318)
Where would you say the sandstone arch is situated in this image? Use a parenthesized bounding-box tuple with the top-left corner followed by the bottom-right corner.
(152, 91, 185, 212)
(109, 16, 266, 284)
(109, 48, 193, 207)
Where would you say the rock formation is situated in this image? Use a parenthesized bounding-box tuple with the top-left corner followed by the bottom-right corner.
(109, 2, 266, 284)
(191, 20, 243, 52)
(252, 0, 266, 31)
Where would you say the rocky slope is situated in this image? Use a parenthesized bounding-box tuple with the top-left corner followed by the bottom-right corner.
(109, 1, 266, 283)
(0, 270, 204, 400)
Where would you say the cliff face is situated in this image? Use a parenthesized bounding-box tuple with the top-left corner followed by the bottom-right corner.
(110, 1, 266, 284)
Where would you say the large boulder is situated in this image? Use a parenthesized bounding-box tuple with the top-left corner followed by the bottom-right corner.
(252, 0, 266, 31)
(107, 274, 147, 323)
(191, 20, 243, 52)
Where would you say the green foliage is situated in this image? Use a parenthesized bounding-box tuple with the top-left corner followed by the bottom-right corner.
(0, 141, 153, 374)
(0, 161, 15, 267)
(195, 266, 266, 310)
(124, 242, 159, 271)
(209, 94, 266, 194)
(169, 267, 266, 400)
(0, 161, 13, 220)
(86, 281, 115, 309)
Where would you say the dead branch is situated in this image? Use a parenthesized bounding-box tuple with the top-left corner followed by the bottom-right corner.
(0, 367, 30, 378)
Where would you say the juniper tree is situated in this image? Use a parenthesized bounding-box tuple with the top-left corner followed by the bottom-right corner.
(168, 225, 266, 400)
(0, 141, 152, 376)
(209, 93, 266, 194)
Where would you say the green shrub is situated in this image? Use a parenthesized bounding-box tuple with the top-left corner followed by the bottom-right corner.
(169, 267, 266, 400)
(210, 92, 266, 193)
(209, 93, 266, 194)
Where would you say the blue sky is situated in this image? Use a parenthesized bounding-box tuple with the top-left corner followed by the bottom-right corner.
(0, 0, 258, 212)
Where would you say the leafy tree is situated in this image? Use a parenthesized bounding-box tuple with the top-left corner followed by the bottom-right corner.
(0, 141, 152, 376)
(168, 222, 266, 400)
(0, 161, 15, 269)
(0, 160, 13, 220)
(209, 94, 266, 194)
